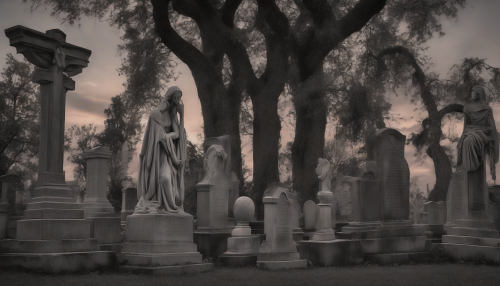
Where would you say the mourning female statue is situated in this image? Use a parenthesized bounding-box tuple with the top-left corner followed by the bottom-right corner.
(134, 86, 187, 214)
(457, 85, 499, 180)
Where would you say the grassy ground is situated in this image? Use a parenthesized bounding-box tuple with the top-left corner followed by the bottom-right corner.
(1, 262, 500, 286)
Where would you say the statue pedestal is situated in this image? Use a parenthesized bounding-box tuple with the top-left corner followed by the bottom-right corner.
(120, 213, 213, 275)
(441, 167, 500, 262)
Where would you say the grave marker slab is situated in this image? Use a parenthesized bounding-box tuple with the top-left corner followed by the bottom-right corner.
(257, 184, 306, 270)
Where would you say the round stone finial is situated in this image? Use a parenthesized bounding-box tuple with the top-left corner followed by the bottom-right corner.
(233, 196, 254, 222)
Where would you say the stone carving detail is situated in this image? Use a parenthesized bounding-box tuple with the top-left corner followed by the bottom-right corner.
(199, 144, 227, 184)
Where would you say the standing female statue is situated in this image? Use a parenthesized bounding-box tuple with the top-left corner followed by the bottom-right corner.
(457, 85, 499, 180)
(134, 86, 187, 214)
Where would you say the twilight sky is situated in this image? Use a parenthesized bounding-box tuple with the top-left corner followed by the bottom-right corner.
(1, 0, 499, 195)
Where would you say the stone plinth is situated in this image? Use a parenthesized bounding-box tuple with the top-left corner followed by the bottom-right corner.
(82, 146, 114, 217)
(440, 169, 500, 262)
(194, 145, 231, 259)
(219, 196, 259, 267)
(256, 184, 307, 270)
(312, 191, 335, 241)
(299, 239, 363, 266)
(0, 26, 114, 273)
(82, 147, 121, 246)
(121, 187, 138, 221)
(339, 225, 429, 264)
(120, 213, 212, 274)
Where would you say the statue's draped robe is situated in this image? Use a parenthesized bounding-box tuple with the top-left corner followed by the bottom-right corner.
(457, 102, 499, 174)
(135, 107, 186, 214)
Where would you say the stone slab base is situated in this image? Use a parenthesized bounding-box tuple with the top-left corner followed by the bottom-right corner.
(120, 263, 213, 275)
(364, 251, 430, 264)
(193, 231, 231, 259)
(88, 217, 122, 244)
(120, 252, 202, 266)
(299, 239, 363, 266)
(256, 259, 307, 270)
(361, 236, 426, 254)
(218, 254, 257, 267)
(0, 251, 115, 273)
(340, 225, 425, 239)
(99, 243, 123, 253)
(442, 235, 500, 247)
(439, 243, 500, 263)
(0, 239, 98, 253)
(447, 227, 499, 238)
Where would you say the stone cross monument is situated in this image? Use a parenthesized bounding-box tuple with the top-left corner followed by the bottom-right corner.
(5, 25, 91, 201)
(0, 26, 113, 273)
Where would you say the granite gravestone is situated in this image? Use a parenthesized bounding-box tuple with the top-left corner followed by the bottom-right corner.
(121, 187, 138, 222)
(0, 26, 113, 273)
(445, 171, 466, 228)
(303, 200, 317, 231)
(194, 144, 231, 259)
(257, 184, 307, 270)
(203, 135, 239, 218)
(368, 128, 410, 224)
(341, 172, 382, 232)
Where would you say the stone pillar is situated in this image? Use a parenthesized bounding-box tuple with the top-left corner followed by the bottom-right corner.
(121, 187, 138, 222)
(82, 146, 121, 247)
(82, 146, 114, 217)
(0, 174, 20, 238)
(257, 184, 307, 270)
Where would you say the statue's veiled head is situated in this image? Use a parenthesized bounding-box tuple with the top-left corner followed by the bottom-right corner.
(158, 86, 182, 111)
(471, 85, 486, 101)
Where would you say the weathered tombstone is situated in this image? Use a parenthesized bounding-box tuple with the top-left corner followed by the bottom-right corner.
(303, 200, 317, 232)
(426, 201, 446, 225)
(299, 160, 363, 266)
(287, 190, 304, 241)
(367, 128, 410, 224)
(219, 196, 260, 267)
(341, 172, 382, 232)
(445, 171, 466, 229)
(203, 135, 239, 218)
(82, 147, 114, 217)
(257, 184, 307, 270)
(0, 26, 113, 273)
(332, 173, 355, 223)
(81, 147, 122, 248)
(337, 128, 428, 264)
(121, 187, 138, 222)
(0, 174, 19, 239)
(194, 145, 231, 259)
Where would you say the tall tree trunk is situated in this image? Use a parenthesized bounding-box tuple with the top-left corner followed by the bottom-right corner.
(291, 70, 327, 205)
(252, 94, 281, 219)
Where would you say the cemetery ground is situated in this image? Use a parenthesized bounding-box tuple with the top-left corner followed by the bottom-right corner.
(1, 260, 500, 286)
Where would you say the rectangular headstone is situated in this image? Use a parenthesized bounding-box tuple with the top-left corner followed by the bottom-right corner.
(446, 170, 466, 225)
(368, 128, 410, 222)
